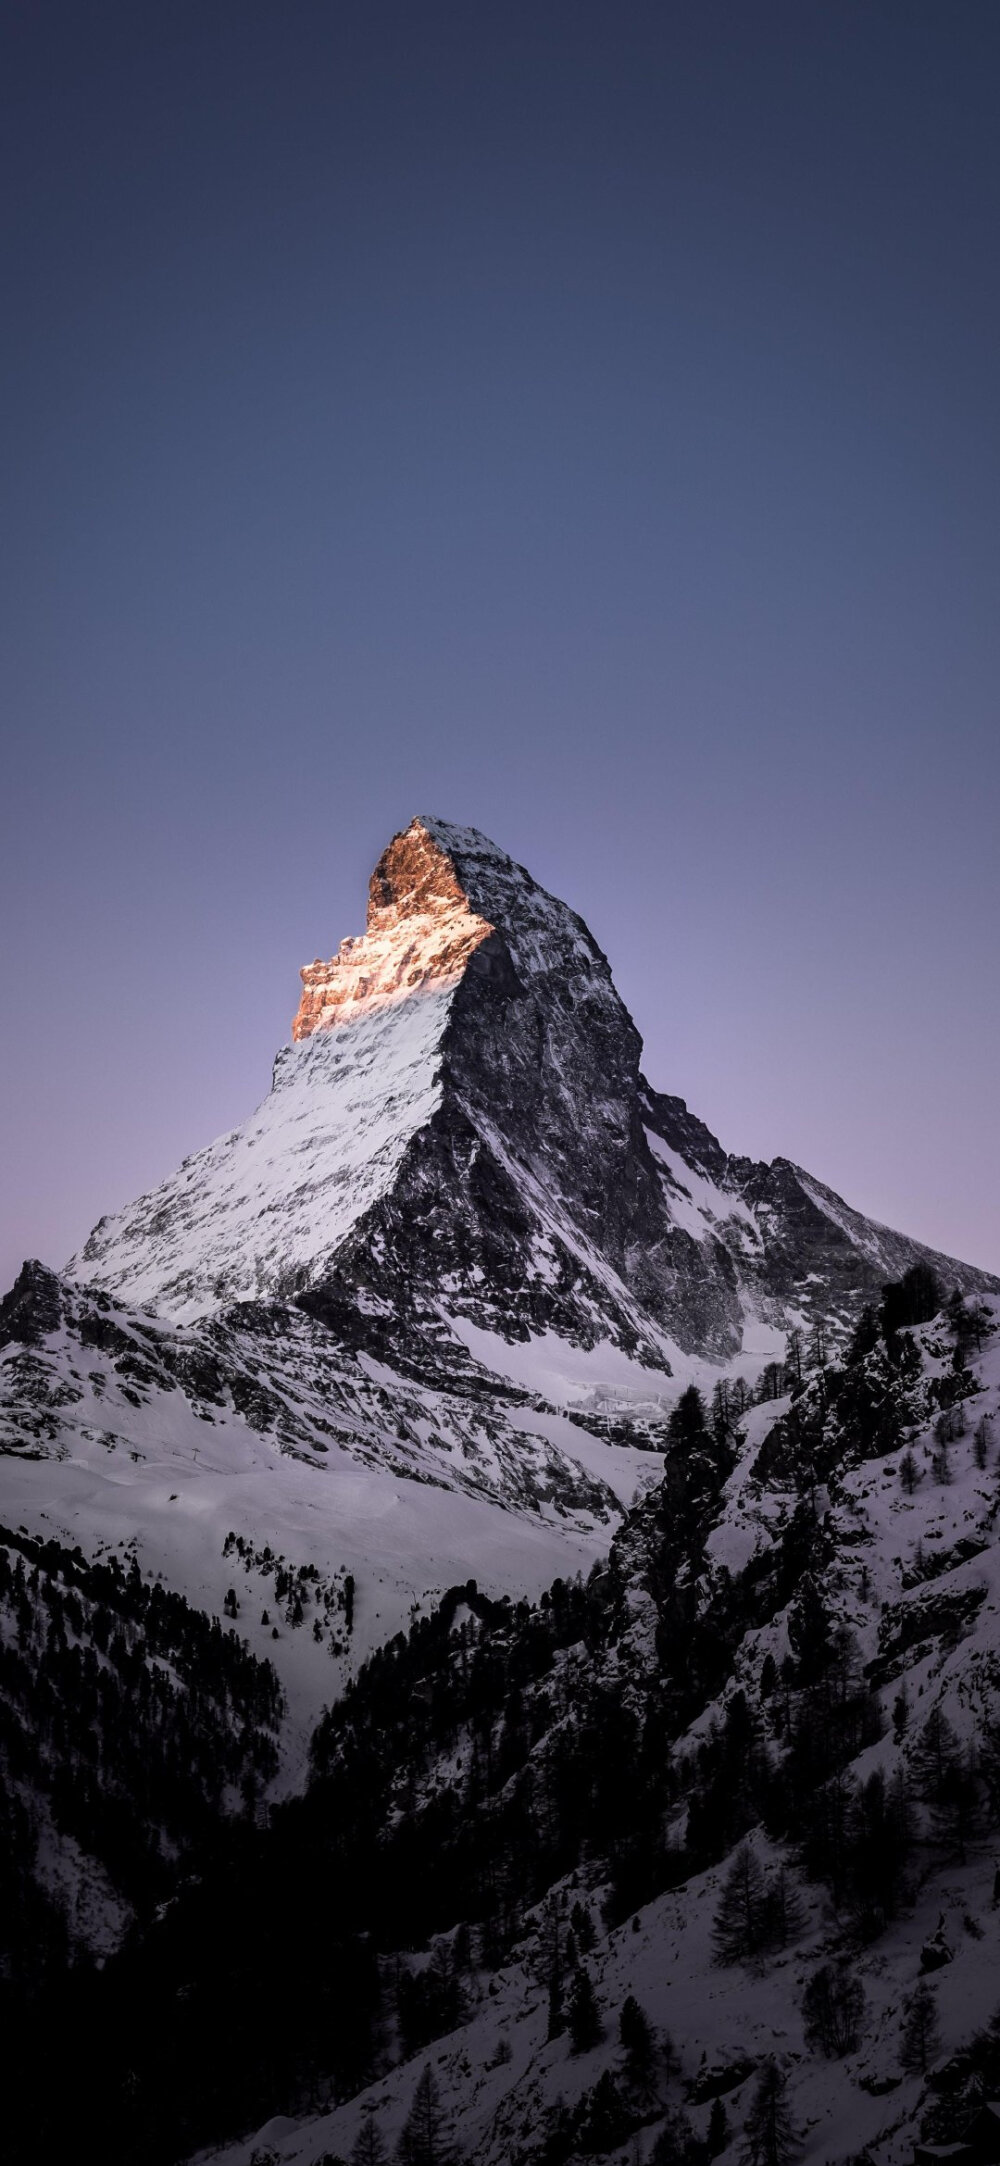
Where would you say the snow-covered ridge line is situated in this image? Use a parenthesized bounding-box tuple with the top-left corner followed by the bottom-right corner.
(67, 987, 456, 1319)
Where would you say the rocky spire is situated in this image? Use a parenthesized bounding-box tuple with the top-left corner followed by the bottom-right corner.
(292, 820, 496, 1039)
(65, 815, 998, 1356)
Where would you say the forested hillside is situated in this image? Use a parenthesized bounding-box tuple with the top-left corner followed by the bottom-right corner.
(8, 1272, 1000, 2166)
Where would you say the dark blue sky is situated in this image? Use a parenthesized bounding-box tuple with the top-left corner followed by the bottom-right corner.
(2, 1, 998, 1288)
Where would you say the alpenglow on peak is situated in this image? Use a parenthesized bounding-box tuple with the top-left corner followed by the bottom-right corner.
(66, 816, 997, 1356)
(293, 816, 608, 1037)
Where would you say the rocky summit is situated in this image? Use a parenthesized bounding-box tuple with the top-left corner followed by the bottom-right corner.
(67, 816, 994, 1360)
(3, 818, 1000, 2166)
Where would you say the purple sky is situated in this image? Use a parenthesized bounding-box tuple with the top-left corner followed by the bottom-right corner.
(2, 2, 998, 1292)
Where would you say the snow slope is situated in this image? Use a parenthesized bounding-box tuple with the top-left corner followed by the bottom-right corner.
(0, 1265, 632, 1771)
(68, 990, 455, 1321)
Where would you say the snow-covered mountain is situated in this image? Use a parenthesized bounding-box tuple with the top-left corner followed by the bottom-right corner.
(4, 817, 1000, 2166)
(6, 815, 992, 1747)
(5, 816, 996, 1738)
(67, 815, 995, 1363)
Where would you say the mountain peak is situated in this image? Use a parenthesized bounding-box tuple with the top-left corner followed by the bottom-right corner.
(293, 818, 494, 1040)
(293, 816, 607, 1041)
(65, 815, 997, 1345)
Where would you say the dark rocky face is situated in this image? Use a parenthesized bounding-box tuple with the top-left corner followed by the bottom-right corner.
(312, 820, 996, 1364)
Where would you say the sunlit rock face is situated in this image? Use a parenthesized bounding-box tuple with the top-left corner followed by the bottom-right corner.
(67, 816, 997, 1360)
(292, 822, 495, 1037)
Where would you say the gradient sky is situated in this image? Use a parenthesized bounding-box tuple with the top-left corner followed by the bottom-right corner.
(2, 1, 999, 1293)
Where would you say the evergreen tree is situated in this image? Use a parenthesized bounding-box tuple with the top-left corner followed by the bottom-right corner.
(567, 1966, 603, 2054)
(666, 1384, 710, 1452)
(880, 1265, 942, 1335)
(785, 1328, 804, 1391)
(742, 2059, 799, 2166)
(577, 2070, 632, 2155)
(712, 1842, 768, 1966)
(707, 2097, 730, 2157)
(931, 1436, 952, 1485)
(900, 1981, 940, 2075)
(761, 1866, 806, 1952)
(651, 2106, 698, 2166)
(932, 1747, 982, 1864)
(806, 1318, 828, 1371)
(396, 2064, 460, 2166)
(712, 1378, 734, 1443)
(758, 1362, 786, 1404)
(661, 1386, 735, 1554)
(619, 1993, 657, 2096)
(351, 2114, 389, 2166)
(801, 1963, 866, 2056)
(899, 1449, 918, 1495)
(911, 1706, 961, 1805)
(570, 1899, 597, 1954)
(786, 1577, 835, 1687)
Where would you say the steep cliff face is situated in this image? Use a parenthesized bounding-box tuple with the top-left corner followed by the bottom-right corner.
(67, 817, 997, 1369)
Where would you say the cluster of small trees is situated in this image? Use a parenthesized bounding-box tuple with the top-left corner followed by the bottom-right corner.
(801, 1963, 866, 2056)
(712, 1840, 805, 1967)
(222, 1530, 355, 1645)
(532, 1990, 677, 2162)
(0, 1522, 284, 1985)
(397, 1936, 470, 2057)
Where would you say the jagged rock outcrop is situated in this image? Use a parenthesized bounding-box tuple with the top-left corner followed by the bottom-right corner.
(292, 820, 495, 1035)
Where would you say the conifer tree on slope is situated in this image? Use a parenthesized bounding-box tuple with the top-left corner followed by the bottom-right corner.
(619, 1992, 658, 2099)
(396, 2063, 461, 2166)
(742, 2059, 799, 2166)
(712, 1841, 768, 1966)
(900, 1981, 941, 2076)
(801, 1962, 866, 2058)
(567, 1965, 603, 2053)
(351, 2112, 389, 2166)
(707, 2096, 730, 2157)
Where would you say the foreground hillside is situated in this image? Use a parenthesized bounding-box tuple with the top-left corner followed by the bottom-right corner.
(196, 1276, 1000, 2166)
(6, 1270, 1000, 2166)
